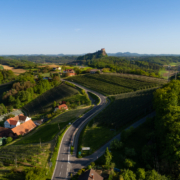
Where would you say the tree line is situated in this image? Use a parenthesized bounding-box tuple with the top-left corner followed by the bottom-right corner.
(2, 72, 61, 109)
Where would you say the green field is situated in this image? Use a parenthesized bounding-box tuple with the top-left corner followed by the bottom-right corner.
(78, 88, 156, 157)
(15, 107, 91, 144)
(68, 74, 166, 95)
(23, 83, 80, 116)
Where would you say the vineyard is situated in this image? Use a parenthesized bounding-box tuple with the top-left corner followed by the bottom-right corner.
(78, 88, 156, 156)
(23, 83, 79, 116)
(68, 74, 166, 95)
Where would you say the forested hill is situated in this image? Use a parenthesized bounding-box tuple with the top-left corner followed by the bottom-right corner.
(2, 55, 77, 64)
(77, 48, 107, 61)
(125, 56, 180, 66)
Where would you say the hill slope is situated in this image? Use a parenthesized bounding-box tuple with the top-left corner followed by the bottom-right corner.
(77, 48, 107, 61)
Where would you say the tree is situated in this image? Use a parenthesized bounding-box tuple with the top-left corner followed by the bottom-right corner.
(53, 101, 57, 108)
(121, 169, 136, 180)
(105, 147, 112, 167)
(145, 170, 168, 180)
(136, 168, 145, 180)
(6, 137, 13, 144)
(15, 97, 21, 109)
(124, 159, 136, 168)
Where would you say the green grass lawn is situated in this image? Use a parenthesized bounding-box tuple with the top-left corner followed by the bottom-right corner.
(158, 69, 168, 79)
(78, 88, 156, 157)
(15, 107, 91, 144)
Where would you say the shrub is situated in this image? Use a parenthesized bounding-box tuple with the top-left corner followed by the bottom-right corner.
(0, 161, 3, 167)
(90, 162, 95, 167)
(124, 159, 136, 168)
(87, 165, 92, 170)
(6, 137, 13, 144)
(110, 139, 123, 150)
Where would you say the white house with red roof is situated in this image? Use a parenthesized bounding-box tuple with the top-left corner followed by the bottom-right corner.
(4, 114, 31, 129)
(4, 118, 20, 128)
(54, 104, 68, 112)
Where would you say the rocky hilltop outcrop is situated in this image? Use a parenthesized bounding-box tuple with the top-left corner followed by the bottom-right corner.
(77, 48, 107, 61)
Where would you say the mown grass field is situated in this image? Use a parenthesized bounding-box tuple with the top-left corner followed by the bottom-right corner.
(78, 88, 156, 157)
(15, 107, 91, 144)
(68, 74, 166, 95)
(23, 83, 80, 116)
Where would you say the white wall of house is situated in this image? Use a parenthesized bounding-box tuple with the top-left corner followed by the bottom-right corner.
(25, 117, 31, 122)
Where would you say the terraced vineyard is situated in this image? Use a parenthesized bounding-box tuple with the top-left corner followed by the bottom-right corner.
(95, 88, 155, 128)
(68, 74, 167, 95)
(24, 83, 79, 116)
(78, 88, 156, 156)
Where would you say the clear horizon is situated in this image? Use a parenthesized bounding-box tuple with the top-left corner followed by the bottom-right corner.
(1, 0, 180, 54)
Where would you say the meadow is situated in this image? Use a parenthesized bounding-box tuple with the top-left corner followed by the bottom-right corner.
(0, 64, 26, 75)
(68, 74, 166, 95)
(78, 88, 156, 157)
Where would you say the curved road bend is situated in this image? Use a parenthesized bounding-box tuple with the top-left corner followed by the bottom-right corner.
(52, 81, 155, 179)
(51, 81, 108, 180)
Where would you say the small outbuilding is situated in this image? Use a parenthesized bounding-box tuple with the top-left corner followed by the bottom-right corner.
(78, 169, 103, 180)
(55, 104, 68, 112)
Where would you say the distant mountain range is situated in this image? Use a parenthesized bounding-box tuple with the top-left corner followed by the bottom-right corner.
(107, 52, 180, 57)
(1, 52, 180, 57)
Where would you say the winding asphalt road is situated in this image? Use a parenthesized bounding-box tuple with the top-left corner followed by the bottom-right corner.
(51, 81, 108, 180)
(51, 81, 155, 180)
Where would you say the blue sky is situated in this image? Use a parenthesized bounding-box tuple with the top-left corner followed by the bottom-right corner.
(0, 0, 180, 54)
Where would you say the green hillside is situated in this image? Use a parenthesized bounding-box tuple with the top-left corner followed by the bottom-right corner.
(23, 83, 79, 116)
(78, 88, 156, 157)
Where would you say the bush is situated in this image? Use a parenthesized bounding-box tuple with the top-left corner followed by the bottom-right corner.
(110, 139, 123, 150)
(124, 159, 136, 168)
(6, 137, 13, 144)
(87, 165, 92, 170)
(90, 162, 95, 167)
(0, 161, 3, 167)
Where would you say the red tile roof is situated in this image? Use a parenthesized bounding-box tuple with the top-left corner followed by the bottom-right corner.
(11, 120, 36, 136)
(7, 118, 18, 125)
(6, 114, 27, 125)
(58, 104, 68, 110)
(78, 169, 103, 180)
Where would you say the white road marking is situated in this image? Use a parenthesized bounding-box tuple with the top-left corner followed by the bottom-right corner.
(59, 172, 61, 176)
(63, 158, 64, 160)
(61, 165, 63, 168)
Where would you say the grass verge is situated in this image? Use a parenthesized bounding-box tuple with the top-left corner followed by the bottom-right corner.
(48, 125, 70, 179)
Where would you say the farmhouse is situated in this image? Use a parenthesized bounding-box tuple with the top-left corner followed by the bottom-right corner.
(53, 67, 61, 71)
(4, 114, 31, 128)
(55, 104, 68, 111)
(63, 69, 76, 77)
(11, 120, 36, 136)
(78, 169, 103, 180)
